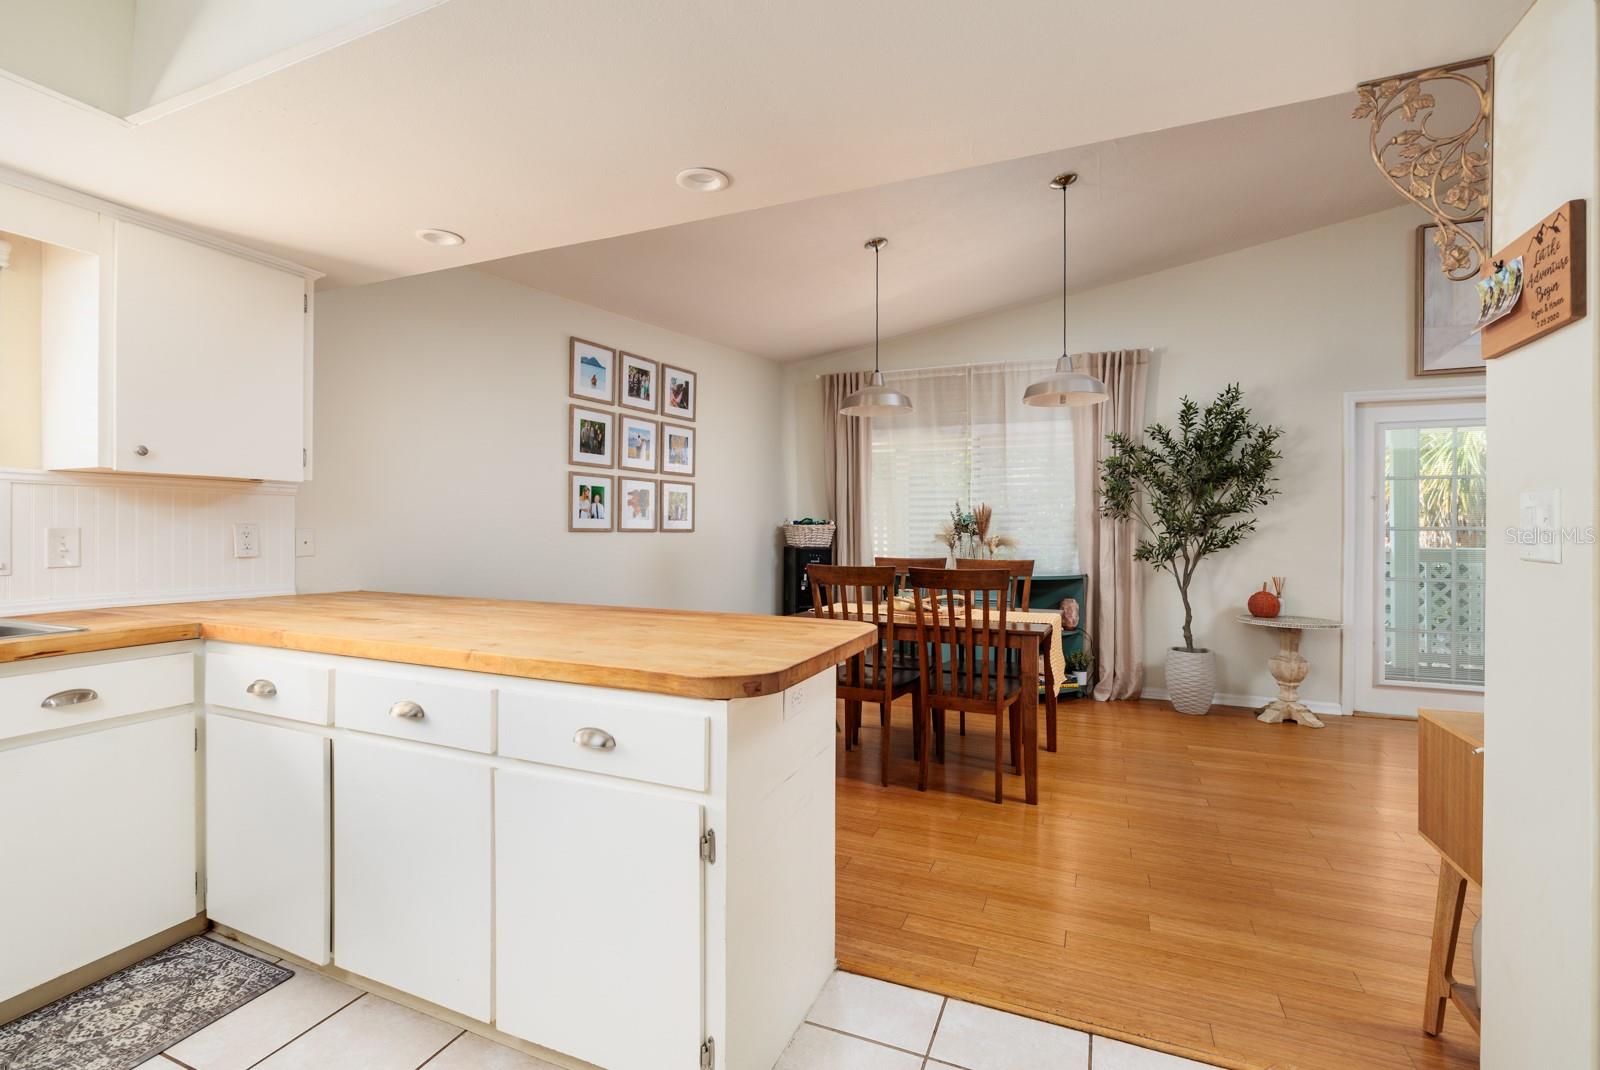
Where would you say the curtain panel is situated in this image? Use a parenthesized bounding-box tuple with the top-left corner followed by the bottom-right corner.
(821, 371, 871, 564)
(1071, 349, 1150, 701)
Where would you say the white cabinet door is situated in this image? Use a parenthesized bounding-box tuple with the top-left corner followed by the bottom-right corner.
(113, 221, 306, 482)
(0, 713, 197, 1001)
(496, 769, 706, 1070)
(333, 736, 491, 1020)
(205, 714, 330, 963)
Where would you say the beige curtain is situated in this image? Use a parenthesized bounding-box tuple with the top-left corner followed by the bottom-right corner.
(821, 372, 871, 564)
(1072, 350, 1150, 700)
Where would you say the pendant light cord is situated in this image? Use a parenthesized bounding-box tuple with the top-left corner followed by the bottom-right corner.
(874, 240, 881, 373)
(1061, 181, 1067, 357)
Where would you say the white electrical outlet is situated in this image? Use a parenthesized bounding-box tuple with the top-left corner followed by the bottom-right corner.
(46, 527, 80, 568)
(233, 522, 261, 559)
(295, 528, 316, 557)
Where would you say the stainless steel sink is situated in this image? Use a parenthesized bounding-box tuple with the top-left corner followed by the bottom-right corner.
(0, 619, 86, 639)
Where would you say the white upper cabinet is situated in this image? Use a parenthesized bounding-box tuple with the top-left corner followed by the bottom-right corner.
(37, 213, 313, 483)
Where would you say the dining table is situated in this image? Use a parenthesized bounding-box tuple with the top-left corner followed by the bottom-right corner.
(799, 604, 1052, 805)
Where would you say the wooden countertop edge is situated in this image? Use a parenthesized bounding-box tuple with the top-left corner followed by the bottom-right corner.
(0, 615, 878, 701)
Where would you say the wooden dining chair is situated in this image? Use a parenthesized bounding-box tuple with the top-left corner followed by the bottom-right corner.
(955, 558, 1059, 752)
(809, 564, 923, 788)
(875, 556, 947, 595)
(908, 567, 1024, 804)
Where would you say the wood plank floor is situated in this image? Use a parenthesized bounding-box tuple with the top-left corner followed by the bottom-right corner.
(834, 696, 1481, 1070)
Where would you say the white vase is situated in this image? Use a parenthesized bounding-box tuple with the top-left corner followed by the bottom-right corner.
(1165, 647, 1216, 715)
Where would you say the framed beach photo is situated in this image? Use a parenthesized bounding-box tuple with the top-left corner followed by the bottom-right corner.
(662, 364, 697, 421)
(618, 477, 659, 532)
(620, 352, 659, 412)
(661, 422, 695, 476)
(568, 404, 614, 468)
(619, 415, 659, 472)
(661, 480, 695, 532)
(569, 473, 614, 532)
(570, 337, 617, 403)
(1415, 219, 1486, 377)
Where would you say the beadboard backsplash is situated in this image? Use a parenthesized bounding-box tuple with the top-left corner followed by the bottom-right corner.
(0, 469, 296, 614)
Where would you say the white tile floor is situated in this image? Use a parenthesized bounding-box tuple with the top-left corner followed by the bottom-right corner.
(133, 936, 1218, 1069)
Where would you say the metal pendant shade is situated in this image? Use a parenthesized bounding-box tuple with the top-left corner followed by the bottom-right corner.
(841, 237, 913, 417)
(1024, 173, 1109, 408)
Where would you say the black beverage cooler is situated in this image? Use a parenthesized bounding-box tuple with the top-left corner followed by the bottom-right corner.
(782, 545, 833, 615)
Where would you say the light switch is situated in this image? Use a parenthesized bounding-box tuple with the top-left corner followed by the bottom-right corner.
(1519, 489, 1561, 563)
(46, 527, 80, 569)
(232, 522, 261, 559)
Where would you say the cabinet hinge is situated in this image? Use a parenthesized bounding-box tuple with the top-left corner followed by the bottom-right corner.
(699, 828, 716, 865)
(699, 1036, 714, 1070)
(303, 448, 308, 467)
(303, 293, 309, 313)
(194, 727, 199, 752)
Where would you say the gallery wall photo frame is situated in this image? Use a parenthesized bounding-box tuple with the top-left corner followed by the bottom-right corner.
(570, 337, 618, 404)
(661, 480, 695, 532)
(618, 477, 660, 532)
(619, 415, 660, 472)
(619, 352, 660, 413)
(1415, 218, 1486, 377)
(569, 472, 615, 532)
(661, 421, 696, 476)
(662, 364, 697, 422)
(569, 404, 615, 468)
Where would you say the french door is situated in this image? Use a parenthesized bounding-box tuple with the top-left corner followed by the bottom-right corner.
(1348, 396, 1486, 716)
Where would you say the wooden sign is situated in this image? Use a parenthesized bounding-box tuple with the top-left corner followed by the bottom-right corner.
(1483, 199, 1587, 359)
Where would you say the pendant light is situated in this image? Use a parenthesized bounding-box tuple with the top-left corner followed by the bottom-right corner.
(840, 237, 914, 417)
(1023, 172, 1110, 407)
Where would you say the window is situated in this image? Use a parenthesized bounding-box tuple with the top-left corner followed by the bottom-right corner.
(868, 362, 1077, 574)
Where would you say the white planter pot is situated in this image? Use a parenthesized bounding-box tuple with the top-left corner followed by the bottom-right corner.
(1071, 671, 1089, 689)
(1165, 647, 1216, 715)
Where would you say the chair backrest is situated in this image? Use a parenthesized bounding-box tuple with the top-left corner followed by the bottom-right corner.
(956, 557, 1035, 610)
(908, 567, 1010, 706)
(875, 556, 946, 594)
(808, 564, 895, 698)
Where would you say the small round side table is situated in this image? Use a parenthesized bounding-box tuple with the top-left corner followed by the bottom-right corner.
(1236, 614, 1341, 728)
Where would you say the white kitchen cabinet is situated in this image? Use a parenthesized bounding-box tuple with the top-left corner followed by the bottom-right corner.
(205, 713, 330, 964)
(496, 769, 706, 1070)
(333, 735, 492, 1021)
(41, 217, 312, 482)
(0, 712, 197, 1002)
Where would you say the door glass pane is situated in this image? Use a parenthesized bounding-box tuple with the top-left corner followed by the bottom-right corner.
(1381, 423, 1486, 688)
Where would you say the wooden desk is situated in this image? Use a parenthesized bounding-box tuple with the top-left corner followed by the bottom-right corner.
(1418, 708, 1484, 1036)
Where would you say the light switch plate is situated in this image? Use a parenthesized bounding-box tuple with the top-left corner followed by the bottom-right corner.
(46, 527, 80, 568)
(1519, 489, 1561, 563)
(295, 528, 316, 557)
(232, 522, 261, 559)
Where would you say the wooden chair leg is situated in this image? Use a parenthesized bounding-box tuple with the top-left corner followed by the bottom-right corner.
(1043, 662, 1059, 753)
(917, 699, 932, 792)
(1009, 706, 1022, 772)
(935, 708, 946, 763)
(993, 708, 1004, 804)
(960, 711, 965, 736)
(845, 700, 862, 749)
(1424, 861, 1470, 1035)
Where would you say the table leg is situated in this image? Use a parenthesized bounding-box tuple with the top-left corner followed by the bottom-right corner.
(1424, 860, 1469, 1035)
(1021, 636, 1039, 805)
(1255, 628, 1325, 728)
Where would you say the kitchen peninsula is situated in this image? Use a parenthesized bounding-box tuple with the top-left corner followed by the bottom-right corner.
(0, 592, 875, 1070)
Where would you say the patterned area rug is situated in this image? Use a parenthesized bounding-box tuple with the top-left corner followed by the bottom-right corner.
(0, 936, 292, 1070)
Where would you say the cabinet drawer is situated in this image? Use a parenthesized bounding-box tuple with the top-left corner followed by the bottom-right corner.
(0, 653, 194, 742)
(335, 668, 494, 753)
(499, 685, 710, 791)
(206, 652, 330, 725)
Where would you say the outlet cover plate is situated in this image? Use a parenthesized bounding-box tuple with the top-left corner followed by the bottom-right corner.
(46, 527, 80, 569)
(233, 522, 261, 559)
(1519, 489, 1561, 564)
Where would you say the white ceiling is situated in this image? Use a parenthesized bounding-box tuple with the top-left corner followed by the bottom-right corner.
(480, 94, 1408, 361)
(0, 0, 1530, 289)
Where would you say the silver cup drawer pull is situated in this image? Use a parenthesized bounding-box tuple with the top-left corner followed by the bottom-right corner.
(41, 688, 99, 709)
(246, 679, 278, 698)
(389, 700, 426, 721)
(573, 727, 616, 751)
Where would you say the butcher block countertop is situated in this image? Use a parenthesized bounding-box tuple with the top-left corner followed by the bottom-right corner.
(5, 591, 877, 700)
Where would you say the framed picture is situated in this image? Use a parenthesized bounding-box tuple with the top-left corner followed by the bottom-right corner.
(1415, 219, 1486, 377)
(569, 473, 614, 532)
(662, 364, 697, 421)
(619, 415, 659, 472)
(661, 480, 695, 532)
(661, 421, 695, 476)
(569, 404, 614, 468)
(620, 352, 659, 412)
(618, 477, 659, 532)
(570, 337, 617, 403)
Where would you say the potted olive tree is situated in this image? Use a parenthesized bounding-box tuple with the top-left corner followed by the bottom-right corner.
(1099, 384, 1282, 715)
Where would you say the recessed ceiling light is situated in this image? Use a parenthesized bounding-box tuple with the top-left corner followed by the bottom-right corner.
(675, 167, 731, 193)
(415, 228, 465, 247)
